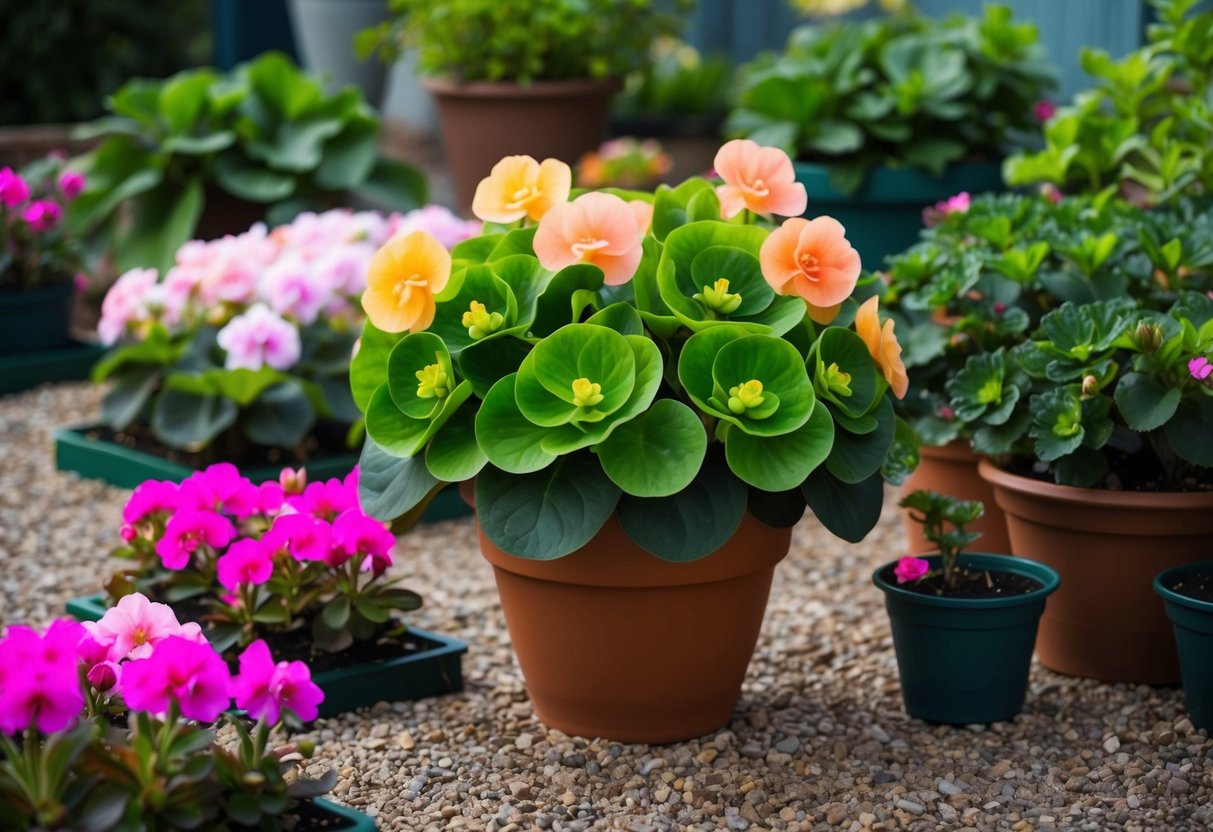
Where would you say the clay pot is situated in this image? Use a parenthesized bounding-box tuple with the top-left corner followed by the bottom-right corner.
(900, 443, 1010, 556)
(979, 460, 1213, 684)
(422, 78, 620, 210)
(477, 513, 791, 743)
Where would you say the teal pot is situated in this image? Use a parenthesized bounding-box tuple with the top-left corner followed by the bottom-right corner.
(0, 340, 105, 396)
(0, 280, 74, 355)
(66, 594, 467, 719)
(287, 0, 390, 106)
(873, 553, 1059, 724)
(793, 160, 1004, 271)
(312, 799, 376, 830)
(1155, 562, 1213, 732)
(54, 424, 469, 523)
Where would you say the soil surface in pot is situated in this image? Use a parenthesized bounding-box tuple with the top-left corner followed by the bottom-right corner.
(1004, 452, 1213, 493)
(880, 564, 1042, 599)
(1165, 571, 1213, 604)
(86, 421, 355, 472)
(289, 800, 357, 830)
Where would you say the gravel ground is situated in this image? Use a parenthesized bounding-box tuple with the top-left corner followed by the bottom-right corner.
(1, 382, 1210, 832)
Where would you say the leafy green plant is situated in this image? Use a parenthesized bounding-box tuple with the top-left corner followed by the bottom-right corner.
(614, 38, 736, 121)
(356, 0, 693, 84)
(68, 52, 427, 274)
(1004, 0, 1213, 204)
(726, 5, 1054, 194)
(898, 489, 982, 590)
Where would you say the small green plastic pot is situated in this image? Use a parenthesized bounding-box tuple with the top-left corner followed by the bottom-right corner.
(0, 340, 105, 395)
(0, 280, 75, 355)
(873, 553, 1059, 724)
(1155, 562, 1213, 733)
(312, 799, 377, 830)
(793, 160, 1004, 270)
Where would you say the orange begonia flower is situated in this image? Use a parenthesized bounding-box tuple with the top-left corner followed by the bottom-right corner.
(759, 216, 860, 323)
(533, 192, 644, 286)
(629, 200, 654, 236)
(714, 139, 808, 219)
(471, 155, 571, 224)
(361, 230, 451, 334)
(855, 295, 909, 400)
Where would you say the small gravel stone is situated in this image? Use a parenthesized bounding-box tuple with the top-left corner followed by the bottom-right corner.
(1104, 735, 1122, 754)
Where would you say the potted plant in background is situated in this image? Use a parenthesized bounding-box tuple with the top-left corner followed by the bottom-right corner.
(0, 155, 107, 395)
(874, 490, 1058, 724)
(1155, 561, 1213, 733)
(65, 464, 467, 716)
(348, 140, 915, 742)
(576, 137, 673, 191)
(69, 51, 427, 275)
(0, 610, 377, 830)
(726, 3, 1054, 268)
(288, 0, 393, 106)
(356, 0, 693, 208)
(58, 205, 476, 515)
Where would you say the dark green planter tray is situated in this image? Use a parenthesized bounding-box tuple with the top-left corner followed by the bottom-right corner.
(311, 799, 376, 831)
(0, 340, 106, 396)
(66, 593, 467, 719)
(53, 424, 470, 523)
(1155, 562, 1213, 733)
(874, 552, 1059, 725)
(794, 160, 1004, 271)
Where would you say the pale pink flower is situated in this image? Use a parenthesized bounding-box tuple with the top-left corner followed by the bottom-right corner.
(388, 205, 481, 250)
(216, 303, 301, 371)
(257, 253, 329, 324)
(98, 268, 159, 345)
(82, 593, 188, 662)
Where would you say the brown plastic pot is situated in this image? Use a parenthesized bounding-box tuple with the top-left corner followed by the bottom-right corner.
(477, 513, 791, 743)
(979, 459, 1213, 684)
(899, 443, 1011, 556)
(423, 78, 619, 209)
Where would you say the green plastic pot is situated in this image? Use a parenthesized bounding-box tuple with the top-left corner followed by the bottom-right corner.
(53, 424, 470, 523)
(793, 160, 1004, 271)
(873, 553, 1059, 724)
(1155, 562, 1213, 733)
(312, 799, 377, 831)
(0, 340, 105, 396)
(66, 593, 467, 718)
(0, 280, 74, 355)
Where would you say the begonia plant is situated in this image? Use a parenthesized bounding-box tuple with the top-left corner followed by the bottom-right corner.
(894, 489, 983, 591)
(349, 139, 914, 560)
(0, 155, 87, 290)
(93, 206, 478, 457)
(0, 601, 330, 830)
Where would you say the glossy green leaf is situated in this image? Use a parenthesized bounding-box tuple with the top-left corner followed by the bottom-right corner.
(825, 396, 896, 483)
(802, 469, 885, 543)
(350, 320, 404, 413)
(358, 438, 441, 522)
(425, 399, 488, 482)
(596, 399, 707, 497)
(724, 401, 834, 491)
(475, 374, 557, 473)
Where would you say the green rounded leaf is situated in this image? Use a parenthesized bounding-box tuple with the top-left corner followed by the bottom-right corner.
(596, 399, 708, 497)
(364, 383, 430, 457)
(350, 321, 404, 413)
(1114, 372, 1182, 432)
(710, 335, 816, 436)
(425, 399, 488, 482)
(427, 265, 516, 357)
(517, 324, 636, 425)
(812, 328, 881, 419)
(824, 396, 896, 483)
(724, 401, 834, 491)
(678, 324, 752, 414)
(802, 469, 885, 543)
(475, 374, 557, 474)
(358, 438, 441, 522)
(387, 332, 454, 419)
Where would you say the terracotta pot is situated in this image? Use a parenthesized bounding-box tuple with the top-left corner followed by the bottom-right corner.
(900, 443, 1010, 556)
(477, 513, 791, 743)
(422, 78, 619, 210)
(979, 460, 1213, 684)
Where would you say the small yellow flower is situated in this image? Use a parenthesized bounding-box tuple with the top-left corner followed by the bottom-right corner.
(728, 379, 766, 414)
(461, 300, 505, 340)
(823, 362, 853, 397)
(415, 363, 450, 399)
(693, 278, 743, 315)
(571, 377, 604, 408)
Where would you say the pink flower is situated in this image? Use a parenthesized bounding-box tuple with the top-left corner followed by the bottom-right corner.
(230, 640, 324, 724)
(713, 139, 807, 220)
(265, 512, 333, 563)
(533, 192, 644, 286)
(217, 538, 275, 590)
(58, 170, 86, 200)
(0, 167, 30, 208)
(122, 636, 232, 722)
(280, 467, 308, 495)
(0, 620, 86, 734)
(288, 476, 358, 520)
(82, 593, 189, 662)
(1189, 356, 1213, 381)
(1041, 184, 1063, 205)
(257, 254, 329, 324)
(389, 205, 481, 250)
(894, 557, 931, 585)
(331, 509, 395, 574)
(258, 481, 287, 515)
(216, 303, 301, 371)
(74, 273, 88, 293)
(123, 479, 180, 525)
(98, 267, 159, 346)
(179, 463, 261, 518)
(937, 192, 970, 215)
(23, 200, 61, 231)
(1034, 100, 1057, 123)
(155, 510, 236, 570)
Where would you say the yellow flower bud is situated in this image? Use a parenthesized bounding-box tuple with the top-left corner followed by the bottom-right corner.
(461, 300, 505, 340)
(823, 362, 853, 397)
(415, 363, 450, 399)
(727, 379, 766, 414)
(693, 278, 743, 315)
(571, 377, 604, 408)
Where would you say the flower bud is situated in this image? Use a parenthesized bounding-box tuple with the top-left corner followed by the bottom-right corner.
(279, 466, 308, 495)
(87, 662, 119, 693)
(1081, 375, 1099, 398)
(120, 523, 137, 543)
(1133, 322, 1163, 354)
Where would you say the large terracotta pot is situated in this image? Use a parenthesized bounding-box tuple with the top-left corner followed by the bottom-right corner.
(422, 78, 619, 210)
(900, 443, 1011, 556)
(979, 460, 1213, 684)
(477, 513, 791, 743)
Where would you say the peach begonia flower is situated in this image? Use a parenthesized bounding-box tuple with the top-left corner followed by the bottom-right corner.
(759, 216, 860, 323)
(361, 230, 451, 333)
(533, 192, 644, 286)
(471, 155, 571, 224)
(855, 295, 909, 400)
(629, 200, 654, 236)
(714, 139, 807, 220)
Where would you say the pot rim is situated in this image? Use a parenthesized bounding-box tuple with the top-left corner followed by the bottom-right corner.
(873, 552, 1060, 609)
(917, 441, 981, 463)
(1154, 560, 1213, 614)
(977, 458, 1213, 509)
(0, 278, 74, 299)
(421, 76, 622, 98)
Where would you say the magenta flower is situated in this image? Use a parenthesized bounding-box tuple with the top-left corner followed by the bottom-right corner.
(230, 639, 324, 724)
(1189, 356, 1213, 381)
(331, 509, 395, 574)
(0, 621, 86, 735)
(179, 463, 261, 518)
(155, 510, 235, 570)
(937, 192, 970, 215)
(23, 200, 61, 231)
(1034, 100, 1057, 123)
(217, 538, 275, 590)
(82, 592, 190, 662)
(265, 512, 333, 563)
(122, 636, 232, 722)
(216, 303, 301, 371)
(288, 476, 358, 520)
(258, 481, 287, 515)
(894, 557, 931, 584)
(123, 479, 180, 525)
(58, 170, 85, 200)
(0, 167, 30, 208)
